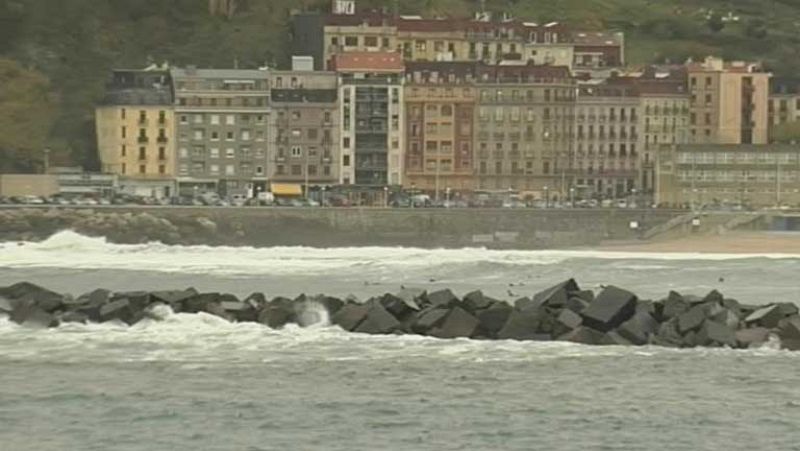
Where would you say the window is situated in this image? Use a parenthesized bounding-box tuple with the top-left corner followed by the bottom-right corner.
(211, 131, 219, 141)
(194, 114, 203, 124)
(291, 165, 302, 175)
(211, 115, 220, 125)
(291, 146, 302, 157)
(210, 148, 220, 159)
(225, 165, 235, 175)
(121, 126, 127, 139)
(345, 36, 358, 46)
(210, 164, 220, 175)
(276, 165, 285, 175)
(226, 131, 234, 141)
(121, 145, 126, 157)
(138, 147, 146, 160)
(255, 166, 264, 176)
(308, 128, 318, 140)
(364, 36, 378, 47)
(193, 129, 204, 140)
(343, 155, 351, 166)
(308, 165, 318, 176)
(158, 147, 166, 160)
(180, 115, 188, 125)
(343, 137, 351, 149)
(241, 129, 251, 141)
(226, 148, 235, 158)
(226, 115, 235, 125)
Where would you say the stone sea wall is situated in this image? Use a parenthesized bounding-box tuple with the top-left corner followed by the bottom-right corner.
(2, 280, 799, 351)
(0, 207, 684, 248)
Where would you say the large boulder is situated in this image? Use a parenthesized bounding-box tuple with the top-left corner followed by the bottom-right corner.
(411, 307, 450, 334)
(315, 296, 345, 318)
(653, 318, 684, 347)
(258, 297, 296, 329)
(98, 298, 142, 325)
(580, 286, 637, 332)
(462, 290, 494, 313)
(777, 316, 800, 340)
(0, 282, 65, 313)
(735, 327, 771, 349)
(711, 308, 740, 329)
(531, 279, 580, 309)
(617, 311, 659, 345)
(151, 290, 196, 309)
(183, 293, 222, 313)
(661, 291, 688, 320)
(0, 296, 14, 313)
(496, 310, 545, 340)
(564, 296, 590, 314)
(559, 326, 605, 345)
(430, 307, 479, 339)
(677, 304, 707, 334)
(354, 303, 401, 335)
(556, 308, 583, 331)
(599, 331, 633, 346)
(379, 293, 420, 319)
(10, 301, 58, 328)
(696, 321, 737, 347)
(744, 305, 785, 329)
(219, 295, 257, 322)
(425, 289, 460, 309)
(331, 303, 370, 332)
(476, 303, 513, 337)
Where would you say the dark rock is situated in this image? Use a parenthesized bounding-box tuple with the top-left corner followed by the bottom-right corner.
(559, 326, 605, 345)
(430, 307, 479, 339)
(514, 296, 543, 313)
(777, 316, 800, 340)
(203, 302, 235, 321)
(426, 289, 459, 308)
(654, 319, 684, 347)
(411, 307, 450, 334)
(635, 300, 657, 317)
(0, 296, 13, 313)
(776, 303, 799, 317)
(497, 310, 542, 340)
(682, 331, 699, 348)
(69, 289, 111, 309)
(58, 311, 89, 324)
(244, 292, 267, 310)
(702, 290, 724, 304)
(580, 286, 637, 332)
(564, 297, 589, 314)
(617, 311, 659, 345)
(557, 309, 583, 330)
(532, 279, 580, 309)
(151, 290, 195, 306)
(258, 297, 295, 329)
(10, 301, 58, 328)
(711, 309, 740, 329)
(781, 339, 800, 351)
(571, 290, 595, 304)
(380, 293, 420, 319)
(220, 295, 257, 322)
(99, 299, 142, 325)
(462, 290, 494, 312)
(677, 305, 707, 334)
(316, 296, 344, 317)
(111, 291, 151, 312)
(684, 294, 704, 305)
(745, 305, 784, 329)
(662, 291, 688, 320)
(476, 303, 513, 336)
(735, 327, 771, 348)
(354, 303, 401, 335)
(184, 293, 221, 313)
(331, 303, 370, 331)
(696, 321, 737, 347)
(721, 298, 743, 316)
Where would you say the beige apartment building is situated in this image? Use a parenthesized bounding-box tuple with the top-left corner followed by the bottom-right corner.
(769, 79, 800, 139)
(474, 63, 576, 197)
(95, 69, 177, 198)
(404, 62, 478, 194)
(687, 57, 771, 145)
(572, 84, 639, 200)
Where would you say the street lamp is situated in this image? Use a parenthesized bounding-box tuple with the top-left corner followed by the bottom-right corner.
(544, 186, 550, 208)
(383, 186, 389, 208)
(631, 188, 637, 209)
(410, 182, 416, 209)
(321, 186, 327, 207)
(570, 187, 575, 208)
(445, 187, 451, 206)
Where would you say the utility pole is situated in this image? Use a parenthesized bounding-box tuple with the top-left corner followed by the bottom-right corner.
(776, 154, 782, 207)
(43, 148, 51, 174)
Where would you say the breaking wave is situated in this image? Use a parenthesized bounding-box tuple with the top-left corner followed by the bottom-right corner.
(1, 231, 799, 276)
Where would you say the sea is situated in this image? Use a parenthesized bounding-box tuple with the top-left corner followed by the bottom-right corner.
(1, 231, 800, 451)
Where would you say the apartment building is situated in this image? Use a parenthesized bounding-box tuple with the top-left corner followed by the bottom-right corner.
(573, 84, 639, 200)
(687, 57, 771, 145)
(656, 144, 800, 208)
(573, 31, 625, 77)
(474, 63, 576, 197)
(769, 78, 800, 139)
(404, 62, 478, 194)
(171, 68, 270, 196)
(269, 67, 340, 192)
(95, 69, 176, 198)
(334, 52, 405, 199)
(322, 11, 397, 70)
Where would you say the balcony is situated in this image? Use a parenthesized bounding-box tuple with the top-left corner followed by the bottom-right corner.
(137, 136, 149, 144)
(157, 136, 168, 144)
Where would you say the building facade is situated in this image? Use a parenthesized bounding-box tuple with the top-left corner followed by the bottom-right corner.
(769, 78, 800, 140)
(334, 52, 405, 196)
(656, 144, 800, 208)
(269, 69, 340, 191)
(573, 84, 639, 200)
(687, 57, 771, 145)
(95, 69, 176, 198)
(473, 63, 576, 198)
(404, 62, 478, 194)
(171, 68, 271, 197)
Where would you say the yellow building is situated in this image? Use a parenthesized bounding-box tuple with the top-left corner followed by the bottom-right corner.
(95, 70, 177, 197)
(687, 57, 771, 145)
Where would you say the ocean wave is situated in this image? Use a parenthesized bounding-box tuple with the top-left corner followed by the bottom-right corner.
(1, 231, 799, 276)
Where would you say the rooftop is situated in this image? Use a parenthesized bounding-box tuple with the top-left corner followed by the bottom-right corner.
(573, 31, 624, 47)
(331, 52, 404, 73)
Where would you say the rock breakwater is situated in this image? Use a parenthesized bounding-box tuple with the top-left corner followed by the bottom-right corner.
(2, 280, 799, 351)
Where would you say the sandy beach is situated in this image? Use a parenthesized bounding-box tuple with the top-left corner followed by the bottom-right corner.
(600, 231, 800, 254)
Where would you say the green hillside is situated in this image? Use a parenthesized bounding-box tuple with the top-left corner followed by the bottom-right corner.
(1, 0, 800, 170)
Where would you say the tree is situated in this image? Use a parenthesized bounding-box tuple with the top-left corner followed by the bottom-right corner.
(0, 59, 58, 171)
(707, 14, 725, 33)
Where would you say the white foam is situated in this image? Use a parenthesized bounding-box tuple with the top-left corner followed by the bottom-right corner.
(1, 231, 798, 277)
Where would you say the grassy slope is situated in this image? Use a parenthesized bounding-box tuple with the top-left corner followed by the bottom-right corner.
(2, 0, 800, 167)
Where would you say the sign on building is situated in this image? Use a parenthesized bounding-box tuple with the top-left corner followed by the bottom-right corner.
(332, 0, 355, 15)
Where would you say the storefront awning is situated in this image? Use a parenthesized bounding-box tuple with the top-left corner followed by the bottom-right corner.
(271, 183, 303, 196)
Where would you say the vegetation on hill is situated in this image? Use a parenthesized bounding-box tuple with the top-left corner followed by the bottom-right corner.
(1, 0, 800, 170)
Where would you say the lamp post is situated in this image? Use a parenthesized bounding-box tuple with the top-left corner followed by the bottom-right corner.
(631, 188, 637, 209)
(43, 147, 51, 174)
(544, 185, 549, 208)
(445, 186, 451, 207)
(383, 186, 389, 208)
(410, 182, 416, 209)
(570, 187, 575, 208)
(321, 186, 327, 207)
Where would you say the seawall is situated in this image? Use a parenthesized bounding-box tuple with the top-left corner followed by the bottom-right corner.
(0, 206, 685, 248)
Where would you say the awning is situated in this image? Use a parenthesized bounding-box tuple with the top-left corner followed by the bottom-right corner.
(271, 183, 303, 196)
